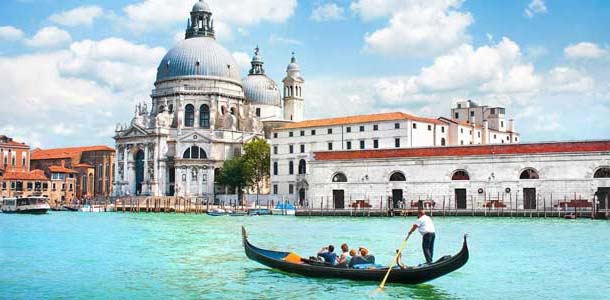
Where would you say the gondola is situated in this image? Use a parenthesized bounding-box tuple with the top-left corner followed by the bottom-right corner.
(242, 227, 469, 284)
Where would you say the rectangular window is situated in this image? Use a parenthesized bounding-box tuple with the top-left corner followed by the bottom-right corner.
(373, 140, 379, 149)
(289, 162, 294, 175)
(300, 144, 305, 153)
(373, 124, 379, 131)
(11, 181, 15, 190)
(300, 130, 305, 136)
(289, 132, 294, 137)
(327, 128, 332, 134)
(61, 184, 66, 191)
(273, 132, 278, 138)
(470, 111, 475, 117)
(460, 128, 464, 133)
(359, 126, 365, 132)
(27, 182, 33, 191)
(273, 146, 278, 155)
(428, 125, 432, 131)
(478, 131, 481, 138)
(470, 130, 472, 135)
(394, 123, 400, 129)
(22, 157, 26, 167)
(255, 108, 261, 117)
(311, 130, 316, 135)
(360, 140, 365, 149)
(501, 121, 504, 128)
(413, 123, 417, 129)
(42, 183, 48, 190)
(273, 162, 278, 176)
(289, 145, 294, 154)
(455, 112, 459, 119)
(346, 127, 351, 133)
(494, 134, 497, 139)
(395, 138, 400, 148)
(441, 126, 445, 133)
(346, 141, 352, 150)
(328, 142, 333, 151)
(491, 108, 496, 115)
(289, 184, 294, 194)
(52, 183, 56, 191)
(1, 182, 6, 190)
(69, 184, 73, 191)
(273, 185, 278, 195)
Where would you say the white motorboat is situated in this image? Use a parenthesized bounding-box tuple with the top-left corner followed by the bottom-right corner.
(1, 197, 50, 214)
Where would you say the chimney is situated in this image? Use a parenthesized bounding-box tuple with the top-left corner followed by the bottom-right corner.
(470, 116, 476, 126)
(508, 119, 515, 132)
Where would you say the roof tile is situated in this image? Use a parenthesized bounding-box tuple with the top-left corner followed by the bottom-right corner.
(277, 112, 444, 130)
(31, 146, 114, 160)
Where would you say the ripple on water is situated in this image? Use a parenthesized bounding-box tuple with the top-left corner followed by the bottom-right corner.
(1, 213, 609, 300)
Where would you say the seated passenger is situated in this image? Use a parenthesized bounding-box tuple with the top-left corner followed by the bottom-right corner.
(337, 243, 350, 265)
(317, 245, 337, 265)
(348, 247, 376, 267)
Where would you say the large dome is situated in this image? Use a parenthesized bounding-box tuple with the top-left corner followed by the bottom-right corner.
(243, 74, 281, 107)
(156, 37, 241, 82)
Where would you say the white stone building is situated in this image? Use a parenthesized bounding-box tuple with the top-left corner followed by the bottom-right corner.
(113, 1, 298, 198)
(270, 103, 520, 205)
(307, 141, 610, 210)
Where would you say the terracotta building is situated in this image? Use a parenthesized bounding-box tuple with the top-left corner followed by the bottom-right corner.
(30, 146, 115, 200)
(0, 136, 51, 200)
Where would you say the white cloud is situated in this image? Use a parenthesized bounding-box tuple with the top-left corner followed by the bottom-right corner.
(232, 51, 251, 73)
(311, 3, 345, 22)
(269, 34, 303, 46)
(350, 0, 404, 21)
(122, 0, 297, 32)
(362, 0, 473, 57)
(0, 26, 24, 41)
(25, 26, 72, 48)
(534, 112, 560, 132)
(0, 38, 165, 148)
(49, 5, 105, 27)
(564, 42, 608, 59)
(547, 67, 595, 93)
(525, 0, 547, 18)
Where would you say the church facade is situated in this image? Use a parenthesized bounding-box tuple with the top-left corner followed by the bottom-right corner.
(113, 0, 300, 198)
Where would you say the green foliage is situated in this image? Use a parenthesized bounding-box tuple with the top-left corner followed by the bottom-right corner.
(242, 138, 271, 192)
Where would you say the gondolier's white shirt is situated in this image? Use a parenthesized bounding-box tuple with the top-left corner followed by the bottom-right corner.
(414, 215, 435, 235)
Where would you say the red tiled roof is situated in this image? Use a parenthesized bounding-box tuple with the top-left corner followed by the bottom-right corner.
(49, 165, 79, 174)
(314, 140, 610, 161)
(31, 145, 114, 160)
(277, 112, 445, 130)
(73, 163, 93, 168)
(0, 135, 29, 149)
(3, 169, 48, 181)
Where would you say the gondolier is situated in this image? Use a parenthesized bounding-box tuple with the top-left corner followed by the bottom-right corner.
(408, 209, 436, 264)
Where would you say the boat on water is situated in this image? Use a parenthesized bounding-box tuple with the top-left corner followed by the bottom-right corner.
(247, 208, 272, 216)
(242, 227, 469, 284)
(271, 203, 296, 216)
(207, 208, 226, 216)
(1, 197, 51, 214)
(79, 204, 106, 212)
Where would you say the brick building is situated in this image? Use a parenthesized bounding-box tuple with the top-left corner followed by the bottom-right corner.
(31, 146, 115, 200)
(0, 136, 51, 200)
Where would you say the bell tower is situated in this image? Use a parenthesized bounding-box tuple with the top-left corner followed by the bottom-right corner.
(282, 53, 304, 122)
(185, 0, 215, 39)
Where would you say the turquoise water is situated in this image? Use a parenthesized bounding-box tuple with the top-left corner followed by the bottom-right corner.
(1, 213, 609, 300)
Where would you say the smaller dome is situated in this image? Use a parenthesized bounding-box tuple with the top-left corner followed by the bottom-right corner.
(286, 53, 301, 74)
(192, 0, 211, 13)
(243, 75, 282, 107)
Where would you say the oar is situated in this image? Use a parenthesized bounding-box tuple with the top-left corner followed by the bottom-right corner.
(375, 233, 411, 293)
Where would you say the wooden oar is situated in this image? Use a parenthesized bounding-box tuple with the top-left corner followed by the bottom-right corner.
(375, 233, 411, 292)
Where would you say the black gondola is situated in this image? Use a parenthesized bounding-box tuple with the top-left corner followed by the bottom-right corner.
(242, 226, 469, 284)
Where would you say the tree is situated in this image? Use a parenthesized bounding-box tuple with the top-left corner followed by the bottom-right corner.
(217, 157, 253, 206)
(242, 138, 270, 206)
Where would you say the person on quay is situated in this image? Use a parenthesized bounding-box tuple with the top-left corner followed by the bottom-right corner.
(408, 209, 436, 264)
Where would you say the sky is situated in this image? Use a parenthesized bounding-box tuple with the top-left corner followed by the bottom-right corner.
(0, 0, 608, 148)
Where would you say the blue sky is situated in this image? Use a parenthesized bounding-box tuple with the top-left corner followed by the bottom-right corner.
(0, 0, 608, 148)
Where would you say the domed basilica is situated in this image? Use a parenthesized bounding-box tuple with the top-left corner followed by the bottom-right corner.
(113, 0, 304, 197)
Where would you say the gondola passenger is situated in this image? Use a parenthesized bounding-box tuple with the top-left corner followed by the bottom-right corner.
(337, 243, 350, 264)
(317, 245, 337, 265)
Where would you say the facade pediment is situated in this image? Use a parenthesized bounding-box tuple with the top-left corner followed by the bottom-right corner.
(177, 131, 213, 144)
(117, 125, 149, 139)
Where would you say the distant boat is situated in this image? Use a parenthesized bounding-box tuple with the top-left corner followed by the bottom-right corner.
(1, 197, 50, 214)
(207, 208, 227, 216)
(247, 208, 272, 216)
(62, 205, 79, 212)
(271, 203, 296, 216)
(79, 204, 105, 212)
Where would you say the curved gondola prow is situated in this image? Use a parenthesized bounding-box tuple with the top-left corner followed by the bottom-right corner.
(242, 226, 248, 246)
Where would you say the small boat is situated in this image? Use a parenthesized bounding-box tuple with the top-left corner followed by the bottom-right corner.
(247, 208, 271, 216)
(242, 227, 469, 284)
(207, 208, 226, 216)
(228, 211, 247, 216)
(79, 204, 104, 212)
(62, 205, 79, 212)
(271, 203, 296, 216)
(1, 197, 51, 214)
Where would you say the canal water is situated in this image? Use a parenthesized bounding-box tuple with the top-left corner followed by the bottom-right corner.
(0, 213, 608, 300)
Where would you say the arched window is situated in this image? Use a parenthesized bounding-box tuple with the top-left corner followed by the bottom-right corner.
(441, 138, 446, 146)
(199, 104, 210, 128)
(184, 104, 194, 127)
(298, 159, 306, 175)
(332, 172, 347, 182)
(230, 107, 236, 115)
(520, 168, 539, 179)
(594, 167, 610, 178)
(183, 146, 207, 159)
(452, 170, 470, 180)
(389, 172, 406, 181)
